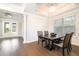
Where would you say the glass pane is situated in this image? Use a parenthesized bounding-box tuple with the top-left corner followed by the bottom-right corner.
(64, 16, 75, 26)
(54, 27, 63, 36)
(12, 23, 16, 32)
(63, 26, 75, 35)
(4, 22, 10, 33)
(54, 19, 63, 36)
(54, 16, 75, 36)
(54, 19, 63, 27)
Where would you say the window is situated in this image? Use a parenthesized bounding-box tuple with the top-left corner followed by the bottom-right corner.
(3, 21, 17, 34)
(12, 23, 16, 32)
(63, 16, 75, 35)
(54, 18, 63, 36)
(4, 22, 11, 33)
(54, 16, 75, 36)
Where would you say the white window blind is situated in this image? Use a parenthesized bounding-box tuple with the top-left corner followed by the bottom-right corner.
(54, 16, 75, 36)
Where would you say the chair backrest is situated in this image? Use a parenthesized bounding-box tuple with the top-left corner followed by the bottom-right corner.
(44, 31, 49, 36)
(63, 32, 73, 48)
(37, 31, 43, 37)
(68, 32, 74, 45)
(37, 31, 44, 41)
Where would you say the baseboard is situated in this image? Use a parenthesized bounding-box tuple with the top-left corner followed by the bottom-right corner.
(72, 43, 79, 47)
(23, 40, 79, 47)
(23, 40, 38, 44)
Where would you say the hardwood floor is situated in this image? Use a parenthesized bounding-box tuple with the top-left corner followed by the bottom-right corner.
(16, 41, 79, 56)
(0, 36, 23, 56)
(0, 37, 79, 56)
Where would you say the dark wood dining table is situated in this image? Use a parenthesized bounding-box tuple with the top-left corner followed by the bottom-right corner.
(39, 35, 64, 50)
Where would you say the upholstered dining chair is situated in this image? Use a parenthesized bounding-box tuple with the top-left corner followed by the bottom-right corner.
(44, 31, 49, 37)
(37, 31, 46, 47)
(53, 32, 73, 56)
(68, 32, 74, 52)
(44, 31, 50, 46)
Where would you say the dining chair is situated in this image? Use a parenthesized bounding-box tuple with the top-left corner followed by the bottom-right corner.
(37, 31, 46, 47)
(68, 32, 74, 52)
(53, 32, 73, 56)
(44, 31, 49, 36)
(44, 31, 50, 47)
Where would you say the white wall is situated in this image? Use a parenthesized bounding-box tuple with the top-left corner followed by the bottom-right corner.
(0, 19, 2, 36)
(18, 21, 23, 36)
(26, 13, 48, 43)
(49, 8, 79, 46)
(72, 13, 79, 46)
(47, 17, 54, 33)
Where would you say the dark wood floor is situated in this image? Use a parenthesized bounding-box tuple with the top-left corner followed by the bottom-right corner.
(16, 41, 79, 56)
(0, 37, 79, 56)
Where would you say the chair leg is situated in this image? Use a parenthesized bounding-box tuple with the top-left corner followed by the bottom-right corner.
(69, 47, 72, 52)
(42, 42, 43, 47)
(62, 48, 65, 56)
(45, 41, 47, 46)
(38, 40, 39, 45)
(67, 48, 69, 55)
(69, 44, 72, 52)
(70, 44, 72, 51)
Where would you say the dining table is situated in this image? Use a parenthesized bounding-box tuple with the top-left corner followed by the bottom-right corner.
(39, 35, 64, 51)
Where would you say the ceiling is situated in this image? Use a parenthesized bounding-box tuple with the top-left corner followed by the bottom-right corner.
(1, 3, 23, 7)
(0, 3, 78, 17)
(0, 9, 23, 21)
(24, 3, 79, 16)
(35, 3, 78, 16)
